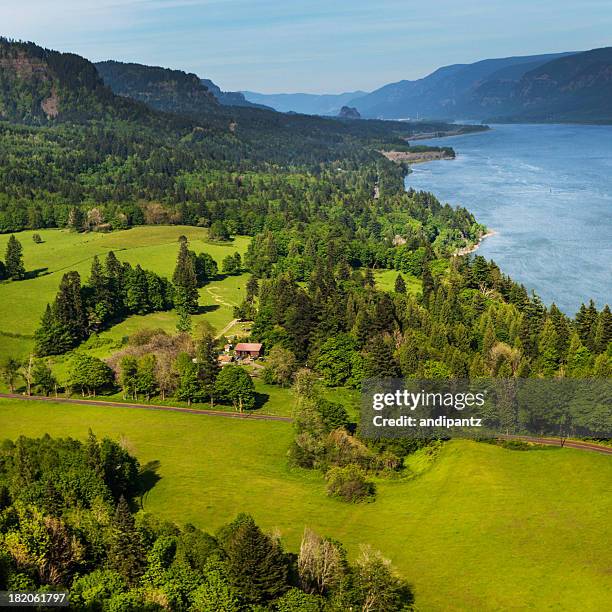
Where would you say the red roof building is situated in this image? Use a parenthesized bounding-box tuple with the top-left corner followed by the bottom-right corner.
(234, 342, 263, 358)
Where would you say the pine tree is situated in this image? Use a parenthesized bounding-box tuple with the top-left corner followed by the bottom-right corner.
(246, 276, 259, 302)
(176, 310, 192, 333)
(196, 333, 220, 406)
(86, 255, 112, 328)
(55, 271, 87, 343)
(594, 305, 612, 353)
(105, 251, 125, 316)
(34, 304, 73, 356)
(363, 336, 400, 378)
(108, 496, 146, 585)
(394, 274, 406, 294)
(5, 235, 25, 280)
(565, 332, 592, 377)
(223, 514, 289, 604)
(125, 265, 149, 314)
(421, 262, 435, 303)
(538, 318, 560, 376)
(173, 242, 199, 315)
(576, 300, 598, 351)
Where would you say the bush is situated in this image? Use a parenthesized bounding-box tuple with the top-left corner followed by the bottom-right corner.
(32, 233, 43, 244)
(325, 464, 375, 503)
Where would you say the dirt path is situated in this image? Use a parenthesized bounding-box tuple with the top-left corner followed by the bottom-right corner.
(204, 285, 238, 308)
(215, 318, 239, 339)
(1, 393, 609, 454)
(499, 435, 612, 455)
(0, 393, 291, 422)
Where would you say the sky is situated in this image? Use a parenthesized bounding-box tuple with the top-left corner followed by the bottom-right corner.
(1, 0, 611, 93)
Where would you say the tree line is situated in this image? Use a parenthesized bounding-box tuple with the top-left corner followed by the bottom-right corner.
(0, 434, 413, 611)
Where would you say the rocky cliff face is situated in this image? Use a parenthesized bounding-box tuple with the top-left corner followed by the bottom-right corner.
(0, 38, 131, 124)
(338, 106, 361, 119)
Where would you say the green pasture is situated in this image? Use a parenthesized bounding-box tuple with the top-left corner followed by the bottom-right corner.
(374, 268, 421, 294)
(1, 399, 610, 611)
(0, 227, 250, 361)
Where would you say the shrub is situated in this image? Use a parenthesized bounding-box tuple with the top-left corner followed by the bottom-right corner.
(325, 464, 375, 503)
(32, 233, 43, 244)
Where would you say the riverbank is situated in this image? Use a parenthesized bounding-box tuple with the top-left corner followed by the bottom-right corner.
(380, 149, 455, 164)
(454, 230, 497, 256)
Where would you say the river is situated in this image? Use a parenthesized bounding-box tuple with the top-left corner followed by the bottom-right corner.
(407, 123, 612, 314)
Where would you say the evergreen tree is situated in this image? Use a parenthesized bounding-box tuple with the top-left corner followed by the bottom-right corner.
(34, 304, 73, 356)
(176, 310, 192, 333)
(55, 271, 87, 343)
(108, 496, 146, 585)
(363, 336, 400, 378)
(576, 300, 598, 351)
(173, 242, 199, 315)
(566, 333, 592, 377)
(196, 333, 220, 406)
(594, 305, 612, 353)
(394, 274, 406, 294)
(223, 514, 289, 604)
(125, 265, 149, 314)
(421, 262, 435, 303)
(5, 234, 25, 280)
(86, 255, 112, 329)
(105, 251, 124, 306)
(246, 276, 259, 302)
(538, 318, 560, 376)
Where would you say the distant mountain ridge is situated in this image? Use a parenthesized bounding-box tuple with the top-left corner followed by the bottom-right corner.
(344, 52, 579, 120)
(242, 90, 367, 115)
(491, 47, 612, 123)
(245, 48, 612, 124)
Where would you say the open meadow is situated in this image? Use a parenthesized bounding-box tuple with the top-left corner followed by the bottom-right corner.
(0, 227, 250, 361)
(0, 398, 610, 611)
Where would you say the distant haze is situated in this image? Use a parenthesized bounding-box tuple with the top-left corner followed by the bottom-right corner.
(1, 0, 612, 92)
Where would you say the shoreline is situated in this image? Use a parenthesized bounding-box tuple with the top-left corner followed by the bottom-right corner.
(454, 230, 497, 256)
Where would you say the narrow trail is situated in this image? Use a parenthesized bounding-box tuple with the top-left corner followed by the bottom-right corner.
(499, 435, 612, 455)
(215, 318, 239, 339)
(204, 285, 238, 308)
(0, 393, 291, 422)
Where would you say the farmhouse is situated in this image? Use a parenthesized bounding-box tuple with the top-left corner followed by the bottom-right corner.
(234, 342, 263, 359)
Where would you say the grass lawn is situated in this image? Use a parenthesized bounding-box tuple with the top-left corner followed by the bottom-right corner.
(374, 268, 421, 294)
(0, 227, 250, 361)
(1, 399, 610, 611)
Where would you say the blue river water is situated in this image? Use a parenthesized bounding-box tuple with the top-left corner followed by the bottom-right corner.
(406, 123, 612, 314)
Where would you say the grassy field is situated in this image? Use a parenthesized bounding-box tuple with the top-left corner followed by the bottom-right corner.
(374, 268, 421, 294)
(0, 227, 250, 360)
(1, 399, 610, 611)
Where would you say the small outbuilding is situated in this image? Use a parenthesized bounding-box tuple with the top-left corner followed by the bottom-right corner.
(234, 342, 263, 359)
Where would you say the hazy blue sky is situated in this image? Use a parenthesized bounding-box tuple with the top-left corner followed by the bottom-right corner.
(2, 1, 611, 93)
